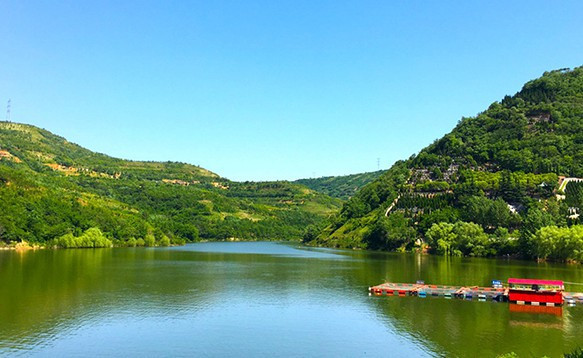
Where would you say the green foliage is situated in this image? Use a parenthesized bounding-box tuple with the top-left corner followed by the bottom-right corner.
(417, 207, 460, 234)
(519, 206, 558, 251)
(294, 170, 384, 200)
(454, 170, 557, 199)
(565, 347, 583, 358)
(302, 224, 322, 243)
(0, 122, 342, 245)
(364, 213, 416, 250)
(53, 227, 112, 248)
(498, 170, 526, 203)
(414, 181, 450, 192)
(528, 225, 583, 262)
(489, 227, 519, 256)
(496, 353, 519, 358)
(461, 196, 517, 230)
(396, 193, 455, 212)
(425, 222, 492, 257)
(158, 235, 171, 247)
(316, 67, 583, 260)
(565, 181, 583, 208)
(425, 222, 456, 255)
(340, 161, 409, 220)
(144, 234, 156, 247)
(171, 237, 186, 246)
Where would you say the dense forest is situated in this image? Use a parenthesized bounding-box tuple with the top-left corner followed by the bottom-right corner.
(0, 122, 341, 247)
(308, 66, 583, 262)
(294, 170, 384, 200)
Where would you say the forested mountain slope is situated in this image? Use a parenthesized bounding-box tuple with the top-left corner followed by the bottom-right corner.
(310, 67, 583, 262)
(0, 122, 341, 246)
(294, 170, 384, 200)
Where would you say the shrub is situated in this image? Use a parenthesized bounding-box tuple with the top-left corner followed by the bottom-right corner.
(53, 228, 112, 248)
(158, 235, 171, 247)
(144, 234, 156, 247)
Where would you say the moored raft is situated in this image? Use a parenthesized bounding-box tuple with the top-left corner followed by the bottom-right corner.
(369, 279, 583, 307)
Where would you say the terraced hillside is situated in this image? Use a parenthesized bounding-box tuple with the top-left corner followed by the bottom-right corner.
(311, 67, 583, 262)
(0, 122, 341, 245)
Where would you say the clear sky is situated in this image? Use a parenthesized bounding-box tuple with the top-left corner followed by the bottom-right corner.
(0, 1, 581, 181)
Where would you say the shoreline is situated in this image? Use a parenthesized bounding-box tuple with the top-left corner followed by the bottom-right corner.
(304, 241, 583, 265)
(2, 239, 580, 265)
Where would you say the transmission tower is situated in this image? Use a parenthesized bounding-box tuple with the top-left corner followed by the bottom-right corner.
(6, 99, 10, 122)
(377, 157, 380, 170)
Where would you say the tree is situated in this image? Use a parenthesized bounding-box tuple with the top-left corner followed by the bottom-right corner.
(418, 207, 460, 234)
(364, 213, 415, 250)
(462, 196, 514, 230)
(426, 222, 456, 255)
(342, 197, 367, 219)
(158, 235, 171, 247)
(302, 225, 320, 243)
(144, 234, 156, 247)
(520, 207, 556, 257)
(426, 221, 492, 257)
(528, 225, 583, 262)
(452, 222, 489, 256)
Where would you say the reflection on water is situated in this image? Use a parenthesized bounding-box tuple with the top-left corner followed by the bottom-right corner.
(509, 303, 563, 316)
(0, 242, 582, 357)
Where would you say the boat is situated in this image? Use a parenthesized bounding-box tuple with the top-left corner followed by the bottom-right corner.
(507, 278, 564, 306)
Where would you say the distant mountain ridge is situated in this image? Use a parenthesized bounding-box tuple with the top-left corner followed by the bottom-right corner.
(0, 122, 341, 245)
(310, 66, 583, 262)
(294, 170, 384, 200)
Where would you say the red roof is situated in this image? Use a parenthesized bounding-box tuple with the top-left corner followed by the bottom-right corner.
(508, 278, 563, 286)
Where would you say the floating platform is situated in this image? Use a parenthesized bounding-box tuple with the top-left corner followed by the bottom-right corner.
(369, 282, 583, 306)
(564, 292, 583, 305)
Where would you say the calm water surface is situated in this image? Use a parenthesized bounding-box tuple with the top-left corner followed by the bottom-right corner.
(1, 242, 582, 357)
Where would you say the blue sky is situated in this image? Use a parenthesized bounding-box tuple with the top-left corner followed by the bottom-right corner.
(0, 1, 581, 181)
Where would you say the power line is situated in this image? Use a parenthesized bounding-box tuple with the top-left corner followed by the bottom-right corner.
(6, 99, 10, 122)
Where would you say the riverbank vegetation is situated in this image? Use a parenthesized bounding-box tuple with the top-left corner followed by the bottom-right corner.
(52, 228, 113, 248)
(309, 67, 583, 262)
(49, 227, 182, 248)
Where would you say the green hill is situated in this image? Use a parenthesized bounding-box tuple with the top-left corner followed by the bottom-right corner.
(310, 67, 583, 262)
(0, 122, 341, 246)
(294, 170, 384, 200)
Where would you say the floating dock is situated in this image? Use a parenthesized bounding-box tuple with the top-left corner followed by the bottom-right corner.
(369, 281, 583, 306)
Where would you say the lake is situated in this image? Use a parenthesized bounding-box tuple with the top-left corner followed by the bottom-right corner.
(1, 242, 582, 357)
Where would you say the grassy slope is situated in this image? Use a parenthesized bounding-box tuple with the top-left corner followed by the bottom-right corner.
(0, 122, 341, 243)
